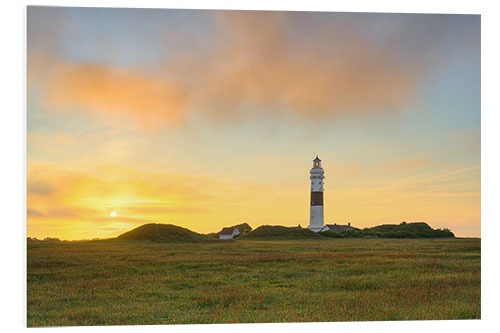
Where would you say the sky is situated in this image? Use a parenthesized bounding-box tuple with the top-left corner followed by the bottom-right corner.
(27, 7, 481, 240)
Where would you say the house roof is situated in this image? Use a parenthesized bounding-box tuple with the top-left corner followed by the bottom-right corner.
(219, 227, 239, 235)
(323, 224, 357, 232)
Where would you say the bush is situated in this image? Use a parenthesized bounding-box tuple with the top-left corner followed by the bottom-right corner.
(327, 222, 455, 239)
(241, 225, 322, 239)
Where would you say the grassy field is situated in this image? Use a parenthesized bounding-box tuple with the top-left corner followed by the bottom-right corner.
(27, 238, 480, 326)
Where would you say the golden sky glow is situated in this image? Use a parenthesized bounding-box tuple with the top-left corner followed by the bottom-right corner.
(27, 8, 481, 239)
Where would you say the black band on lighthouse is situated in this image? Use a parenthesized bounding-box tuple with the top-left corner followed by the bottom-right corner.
(310, 192, 323, 206)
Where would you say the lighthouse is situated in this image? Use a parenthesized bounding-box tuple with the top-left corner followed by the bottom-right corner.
(309, 155, 325, 232)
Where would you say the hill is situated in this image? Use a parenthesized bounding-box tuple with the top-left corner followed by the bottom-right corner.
(117, 223, 214, 242)
(320, 222, 454, 238)
(240, 225, 322, 240)
(232, 222, 252, 234)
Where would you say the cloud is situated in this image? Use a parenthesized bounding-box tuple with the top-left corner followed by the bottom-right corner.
(27, 208, 44, 217)
(380, 164, 480, 196)
(41, 63, 189, 129)
(120, 205, 208, 215)
(192, 11, 423, 120)
(27, 10, 479, 130)
(374, 158, 432, 174)
(27, 163, 222, 222)
(27, 7, 75, 58)
(325, 162, 363, 178)
(27, 206, 101, 219)
(27, 181, 55, 196)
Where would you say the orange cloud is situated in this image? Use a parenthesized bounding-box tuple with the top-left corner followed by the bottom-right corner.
(28, 11, 446, 130)
(27, 163, 216, 208)
(194, 11, 423, 120)
(42, 63, 189, 129)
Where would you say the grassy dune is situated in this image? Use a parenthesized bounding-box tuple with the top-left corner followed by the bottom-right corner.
(117, 223, 215, 242)
(27, 238, 480, 326)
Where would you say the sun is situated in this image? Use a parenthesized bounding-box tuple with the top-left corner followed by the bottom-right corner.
(110, 211, 117, 217)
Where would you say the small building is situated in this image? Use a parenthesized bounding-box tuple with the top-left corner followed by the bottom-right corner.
(219, 227, 241, 240)
(320, 222, 357, 233)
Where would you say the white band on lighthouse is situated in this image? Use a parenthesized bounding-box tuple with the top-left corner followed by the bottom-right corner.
(309, 155, 325, 232)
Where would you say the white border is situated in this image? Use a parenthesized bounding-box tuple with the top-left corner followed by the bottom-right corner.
(2, 0, 499, 332)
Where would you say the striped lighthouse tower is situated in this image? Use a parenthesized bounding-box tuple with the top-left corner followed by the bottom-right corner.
(309, 155, 325, 232)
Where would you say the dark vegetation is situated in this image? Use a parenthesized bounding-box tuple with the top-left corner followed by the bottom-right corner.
(233, 222, 252, 235)
(27, 237, 61, 242)
(205, 222, 253, 239)
(116, 223, 214, 243)
(320, 222, 454, 239)
(240, 225, 322, 240)
(28, 222, 455, 245)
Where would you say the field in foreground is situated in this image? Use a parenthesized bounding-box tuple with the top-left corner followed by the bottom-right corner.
(27, 238, 480, 326)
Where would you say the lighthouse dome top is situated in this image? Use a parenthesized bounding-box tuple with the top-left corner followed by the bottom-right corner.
(312, 155, 322, 168)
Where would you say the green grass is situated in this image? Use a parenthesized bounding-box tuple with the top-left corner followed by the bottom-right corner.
(27, 238, 480, 326)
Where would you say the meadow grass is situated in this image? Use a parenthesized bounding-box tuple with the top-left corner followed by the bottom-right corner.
(27, 238, 480, 326)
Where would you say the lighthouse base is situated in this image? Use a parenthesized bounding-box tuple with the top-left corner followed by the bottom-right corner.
(308, 226, 324, 233)
(309, 205, 324, 232)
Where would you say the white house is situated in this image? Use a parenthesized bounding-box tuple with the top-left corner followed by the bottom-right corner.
(219, 227, 241, 240)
